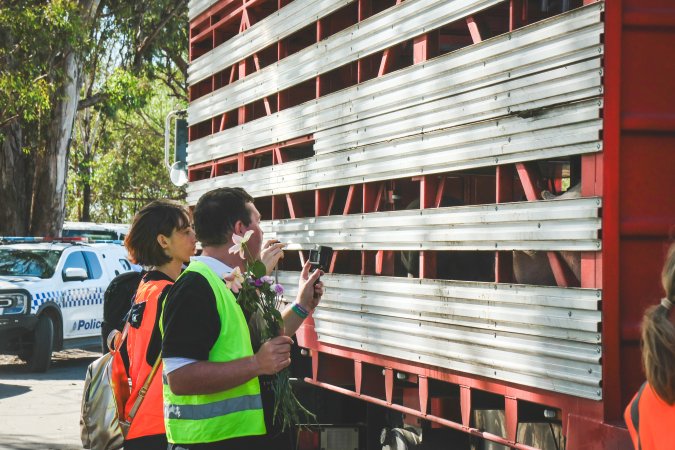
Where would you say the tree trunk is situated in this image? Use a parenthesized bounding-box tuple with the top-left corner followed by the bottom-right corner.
(30, 50, 80, 236)
(0, 121, 31, 235)
(29, 0, 100, 236)
(82, 177, 92, 222)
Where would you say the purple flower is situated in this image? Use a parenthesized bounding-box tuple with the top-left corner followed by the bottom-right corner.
(254, 278, 264, 287)
(261, 275, 274, 284)
(274, 283, 285, 295)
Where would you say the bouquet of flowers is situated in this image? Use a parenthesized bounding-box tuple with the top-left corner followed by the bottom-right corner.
(226, 230, 315, 431)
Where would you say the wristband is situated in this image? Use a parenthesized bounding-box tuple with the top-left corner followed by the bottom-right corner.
(291, 302, 309, 319)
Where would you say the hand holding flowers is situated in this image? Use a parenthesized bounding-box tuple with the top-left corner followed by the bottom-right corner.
(228, 232, 315, 431)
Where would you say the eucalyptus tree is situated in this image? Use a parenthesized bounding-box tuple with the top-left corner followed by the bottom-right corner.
(0, 0, 187, 235)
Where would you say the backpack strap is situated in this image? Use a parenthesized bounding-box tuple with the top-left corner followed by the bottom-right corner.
(125, 354, 162, 421)
(630, 381, 648, 450)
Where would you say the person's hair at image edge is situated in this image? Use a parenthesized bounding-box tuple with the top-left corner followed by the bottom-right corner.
(193, 187, 254, 247)
(124, 199, 191, 266)
(641, 243, 675, 404)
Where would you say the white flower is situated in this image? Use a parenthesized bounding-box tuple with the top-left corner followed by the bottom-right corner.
(228, 230, 254, 259)
(224, 266, 245, 293)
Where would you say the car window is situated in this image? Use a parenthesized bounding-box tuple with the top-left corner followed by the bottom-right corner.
(0, 249, 62, 279)
(119, 259, 132, 271)
(83, 252, 103, 279)
(63, 251, 88, 277)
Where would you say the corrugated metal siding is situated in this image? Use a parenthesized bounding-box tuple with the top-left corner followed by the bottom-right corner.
(189, 0, 357, 85)
(262, 197, 601, 251)
(188, 0, 216, 21)
(187, 2, 607, 402)
(187, 0, 505, 125)
(187, 98, 601, 203)
(278, 272, 602, 399)
(186, 3, 602, 161)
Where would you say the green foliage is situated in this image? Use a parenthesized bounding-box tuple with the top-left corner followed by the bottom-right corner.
(250, 261, 268, 280)
(67, 82, 186, 223)
(0, 0, 89, 129)
(1, 0, 188, 234)
(97, 69, 152, 116)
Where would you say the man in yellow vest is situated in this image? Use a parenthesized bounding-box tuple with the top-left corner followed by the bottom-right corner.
(161, 187, 323, 450)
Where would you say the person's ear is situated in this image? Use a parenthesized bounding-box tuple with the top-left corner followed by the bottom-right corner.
(233, 220, 246, 236)
(157, 234, 170, 250)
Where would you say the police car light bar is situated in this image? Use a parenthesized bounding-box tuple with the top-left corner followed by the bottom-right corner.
(0, 236, 45, 242)
(0, 236, 90, 244)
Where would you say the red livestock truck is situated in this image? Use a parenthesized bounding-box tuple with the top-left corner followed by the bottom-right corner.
(176, 0, 675, 448)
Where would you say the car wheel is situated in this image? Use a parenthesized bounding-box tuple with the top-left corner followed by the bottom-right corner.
(26, 314, 54, 372)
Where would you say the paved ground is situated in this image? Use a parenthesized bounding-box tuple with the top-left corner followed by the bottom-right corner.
(0, 350, 100, 450)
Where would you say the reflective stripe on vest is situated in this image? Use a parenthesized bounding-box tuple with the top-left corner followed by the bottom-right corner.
(161, 261, 265, 444)
(164, 393, 262, 420)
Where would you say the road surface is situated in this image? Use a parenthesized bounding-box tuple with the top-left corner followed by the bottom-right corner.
(0, 350, 99, 450)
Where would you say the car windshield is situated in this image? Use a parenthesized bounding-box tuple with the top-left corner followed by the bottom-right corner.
(0, 248, 63, 279)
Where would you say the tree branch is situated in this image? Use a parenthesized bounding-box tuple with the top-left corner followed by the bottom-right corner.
(77, 92, 109, 110)
(133, 0, 188, 71)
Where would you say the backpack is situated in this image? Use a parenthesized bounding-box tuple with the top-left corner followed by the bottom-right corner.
(80, 330, 130, 450)
(81, 326, 161, 450)
(102, 271, 144, 351)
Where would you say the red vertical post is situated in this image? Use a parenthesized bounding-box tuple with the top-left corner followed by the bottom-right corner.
(277, 0, 289, 111)
(357, 0, 373, 83)
(504, 397, 518, 444)
(419, 176, 438, 279)
(419, 376, 429, 415)
(413, 31, 438, 64)
(600, 0, 621, 422)
(460, 386, 471, 428)
(272, 148, 283, 219)
(362, 183, 379, 275)
(355, 360, 363, 396)
(237, 59, 248, 124)
(316, 19, 325, 97)
(413, 30, 438, 280)
(495, 165, 514, 283)
(384, 368, 394, 405)
(509, 0, 525, 31)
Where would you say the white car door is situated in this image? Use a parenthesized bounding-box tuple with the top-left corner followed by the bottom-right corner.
(60, 250, 104, 339)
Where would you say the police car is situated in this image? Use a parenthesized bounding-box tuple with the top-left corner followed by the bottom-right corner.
(0, 237, 133, 371)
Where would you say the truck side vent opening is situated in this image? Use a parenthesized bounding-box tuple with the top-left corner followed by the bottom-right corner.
(280, 22, 317, 59)
(319, 2, 359, 41)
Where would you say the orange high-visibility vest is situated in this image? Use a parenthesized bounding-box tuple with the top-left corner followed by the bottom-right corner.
(124, 277, 172, 440)
(625, 382, 675, 450)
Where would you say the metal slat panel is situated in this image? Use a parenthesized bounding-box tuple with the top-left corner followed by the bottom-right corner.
(186, 99, 601, 203)
(277, 272, 602, 399)
(189, 0, 216, 21)
(187, 2, 600, 128)
(187, 0, 506, 125)
(189, 50, 602, 164)
(313, 67, 602, 154)
(261, 198, 601, 251)
(186, 5, 603, 164)
(188, 0, 357, 85)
